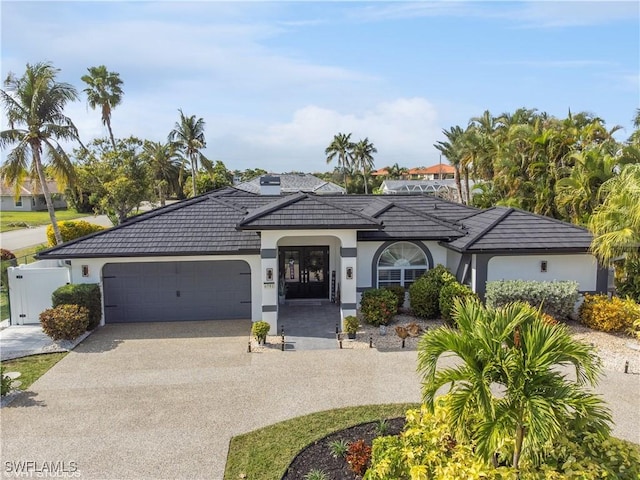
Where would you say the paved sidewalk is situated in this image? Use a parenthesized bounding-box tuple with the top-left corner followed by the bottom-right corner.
(0, 325, 89, 361)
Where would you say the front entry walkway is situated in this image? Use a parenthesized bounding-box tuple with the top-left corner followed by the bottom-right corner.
(278, 300, 340, 350)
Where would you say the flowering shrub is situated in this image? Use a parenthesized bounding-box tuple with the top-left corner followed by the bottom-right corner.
(409, 265, 455, 319)
(346, 439, 371, 476)
(360, 288, 397, 326)
(46, 220, 105, 246)
(579, 294, 640, 334)
(485, 280, 579, 319)
(40, 304, 89, 340)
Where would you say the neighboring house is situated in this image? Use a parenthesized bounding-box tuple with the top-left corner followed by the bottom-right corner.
(381, 179, 475, 203)
(408, 164, 455, 180)
(33, 178, 607, 333)
(234, 173, 346, 195)
(0, 180, 68, 212)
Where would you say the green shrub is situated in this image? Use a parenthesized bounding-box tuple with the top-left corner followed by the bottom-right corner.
(251, 321, 270, 344)
(485, 280, 579, 319)
(1, 365, 14, 397)
(383, 285, 405, 313)
(615, 256, 640, 303)
(46, 220, 105, 247)
(1, 248, 17, 289)
(344, 315, 360, 334)
(329, 439, 349, 459)
(360, 289, 398, 326)
(303, 470, 328, 480)
(579, 294, 640, 334)
(439, 281, 477, 326)
(52, 283, 102, 330)
(40, 304, 89, 341)
(409, 265, 455, 319)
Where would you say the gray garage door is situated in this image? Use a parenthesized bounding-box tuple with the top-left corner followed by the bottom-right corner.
(103, 261, 251, 323)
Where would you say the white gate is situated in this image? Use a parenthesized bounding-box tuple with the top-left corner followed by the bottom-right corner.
(8, 261, 70, 325)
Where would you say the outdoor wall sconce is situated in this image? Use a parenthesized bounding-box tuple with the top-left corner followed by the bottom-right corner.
(81, 265, 89, 277)
(346, 267, 353, 279)
(540, 260, 548, 273)
(266, 267, 273, 281)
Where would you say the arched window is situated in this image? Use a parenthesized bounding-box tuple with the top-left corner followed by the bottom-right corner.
(377, 242, 428, 288)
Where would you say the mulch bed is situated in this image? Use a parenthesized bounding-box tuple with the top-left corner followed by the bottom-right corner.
(282, 417, 405, 480)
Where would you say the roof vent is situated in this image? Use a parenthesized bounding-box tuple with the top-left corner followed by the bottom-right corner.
(259, 175, 281, 195)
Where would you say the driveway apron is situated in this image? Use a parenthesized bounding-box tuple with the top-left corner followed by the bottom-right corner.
(1, 320, 638, 479)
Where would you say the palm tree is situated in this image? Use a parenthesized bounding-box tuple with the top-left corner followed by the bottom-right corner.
(142, 141, 181, 206)
(589, 163, 640, 265)
(434, 126, 465, 204)
(81, 65, 123, 151)
(325, 132, 354, 188)
(352, 137, 377, 194)
(0, 62, 80, 244)
(387, 162, 408, 180)
(168, 109, 212, 197)
(418, 299, 610, 470)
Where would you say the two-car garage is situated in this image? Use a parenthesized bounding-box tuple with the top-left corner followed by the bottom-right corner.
(102, 260, 251, 323)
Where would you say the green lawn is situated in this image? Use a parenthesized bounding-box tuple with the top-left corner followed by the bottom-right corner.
(1, 209, 86, 233)
(0, 353, 67, 390)
(224, 403, 418, 480)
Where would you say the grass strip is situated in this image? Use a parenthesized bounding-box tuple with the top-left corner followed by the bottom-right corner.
(0, 352, 67, 390)
(224, 402, 419, 480)
(1, 210, 86, 233)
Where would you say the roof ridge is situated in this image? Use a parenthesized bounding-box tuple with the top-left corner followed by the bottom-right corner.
(459, 206, 513, 251)
(311, 194, 383, 225)
(392, 202, 467, 235)
(237, 192, 307, 226)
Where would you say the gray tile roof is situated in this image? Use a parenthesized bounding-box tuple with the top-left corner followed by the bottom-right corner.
(37, 190, 593, 259)
(447, 207, 593, 252)
(234, 173, 346, 194)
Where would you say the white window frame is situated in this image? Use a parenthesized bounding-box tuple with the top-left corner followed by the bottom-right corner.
(376, 242, 428, 288)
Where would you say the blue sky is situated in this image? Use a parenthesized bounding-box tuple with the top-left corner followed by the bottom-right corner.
(2, 1, 639, 173)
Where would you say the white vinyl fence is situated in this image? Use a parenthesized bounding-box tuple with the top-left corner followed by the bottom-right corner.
(8, 261, 70, 325)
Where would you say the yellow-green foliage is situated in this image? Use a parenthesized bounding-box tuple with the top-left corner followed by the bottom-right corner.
(366, 402, 640, 480)
(46, 220, 105, 246)
(579, 294, 640, 334)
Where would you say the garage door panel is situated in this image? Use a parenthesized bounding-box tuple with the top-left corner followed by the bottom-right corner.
(103, 261, 251, 323)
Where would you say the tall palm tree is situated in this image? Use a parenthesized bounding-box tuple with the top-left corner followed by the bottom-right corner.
(589, 163, 640, 265)
(0, 62, 80, 244)
(168, 109, 212, 197)
(142, 141, 181, 206)
(418, 299, 610, 470)
(352, 137, 377, 194)
(81, 65, 123, 151)
(387, 162, 408, 180)
(434, 126, 465, 204)
(325, 132, 354, 188)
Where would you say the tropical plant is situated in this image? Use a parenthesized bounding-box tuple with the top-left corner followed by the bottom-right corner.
(0, 62, 80, 244)
(141, 141, 181, 206)
(251, 321, 271, 344)
(303, 469, 328, 480)
(417, 299, 611, 470)
(579, 294, 640, 334)
(46, 220, 105, 247)
(81, 65, 123, 150)
(352, 137, 377, 194)
(328, 439, 349, 459)
(344, 315, 360, 335)
(168, 109, 212, 198)
(325, 132, 354, 188)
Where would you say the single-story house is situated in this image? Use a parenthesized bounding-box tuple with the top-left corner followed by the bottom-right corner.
(234, 173, 346, 195)
(35, 179, 606, 333)
(0, 180, 68, 212)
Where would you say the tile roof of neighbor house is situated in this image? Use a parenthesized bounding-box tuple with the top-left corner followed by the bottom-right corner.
(37, 188, 594, 259)
(0, 180, 63, 196)
(234, 173, 346, 194)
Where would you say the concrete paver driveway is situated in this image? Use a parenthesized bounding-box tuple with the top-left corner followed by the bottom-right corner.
(1, 321, 638, 479)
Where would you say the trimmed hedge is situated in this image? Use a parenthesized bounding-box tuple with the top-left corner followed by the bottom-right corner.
(40, 304, 89, 340)
(409, 265, 456, 319)
(52, 283, 102, 330)
(46, 220, 105, 246)
(579, 294, 640, 334)
(485, 280, 579, 319)
(360, 288, 398, 326)
(383, 285, 406, 313)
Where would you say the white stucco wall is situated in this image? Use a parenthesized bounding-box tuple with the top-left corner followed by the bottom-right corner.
(69, 255, 262, 325)
(487, 254, 599, 291)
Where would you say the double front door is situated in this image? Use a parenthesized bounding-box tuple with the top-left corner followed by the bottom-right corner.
(279, 246, 329, 299)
